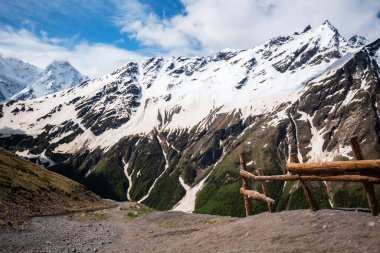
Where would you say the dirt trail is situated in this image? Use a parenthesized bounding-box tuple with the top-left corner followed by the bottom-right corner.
(1, 203, 380, 253)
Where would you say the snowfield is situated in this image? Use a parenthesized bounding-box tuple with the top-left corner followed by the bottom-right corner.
(0, 21, 362, 153)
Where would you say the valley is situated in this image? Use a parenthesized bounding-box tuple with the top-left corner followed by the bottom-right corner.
(1, 21, 380, 217)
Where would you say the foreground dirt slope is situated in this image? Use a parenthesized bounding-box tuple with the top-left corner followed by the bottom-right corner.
(1, 203, 379, 253)
(0, 148, 115, 225)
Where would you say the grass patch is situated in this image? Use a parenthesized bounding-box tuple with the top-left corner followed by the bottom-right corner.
(124, 209, 155, 221)
(204, 218, 222, 225)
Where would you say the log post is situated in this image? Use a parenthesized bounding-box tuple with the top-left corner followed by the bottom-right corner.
(257, 168, 274, 212)
(350, 137, 380, 216)
(350, 136, 364, 160)
(239, 153, 252, 216)
(290, 154, 319, 211)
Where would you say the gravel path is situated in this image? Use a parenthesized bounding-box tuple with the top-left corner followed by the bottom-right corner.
(1, 203, 380, 253)
(0, 215, 117, 253)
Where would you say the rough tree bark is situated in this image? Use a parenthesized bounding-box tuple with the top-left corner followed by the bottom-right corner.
(350, 136, 380, 216)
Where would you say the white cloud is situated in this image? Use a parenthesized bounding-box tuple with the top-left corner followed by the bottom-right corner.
(116, 0, 380, 54)
(1, 0, 379, 77)
(114, 0, 201, 55)
(0, 26, 145, 78)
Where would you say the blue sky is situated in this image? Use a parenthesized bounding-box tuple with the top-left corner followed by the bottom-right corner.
(0, 0, 185, 51)
(0, 0, 379, 78)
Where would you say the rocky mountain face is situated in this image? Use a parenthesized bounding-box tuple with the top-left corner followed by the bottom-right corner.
(0, 21, 379, 216)
(348, 35, 369, 48)
(0, 57, 87, 103)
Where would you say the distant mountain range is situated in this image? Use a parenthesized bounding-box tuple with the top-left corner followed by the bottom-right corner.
(0, 56, 88, 103)
(0, 20, 379, 216)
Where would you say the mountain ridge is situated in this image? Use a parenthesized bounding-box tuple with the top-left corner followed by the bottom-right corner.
(0, 21, 379, 216)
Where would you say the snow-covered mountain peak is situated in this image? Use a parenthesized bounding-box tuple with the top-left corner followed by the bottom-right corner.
(44, 60, 86, 80)
(309, 20, 342, 40)
(303, 20, 343, 41)
(321, 19, 338, 30)
(0, 56, 41, 102)
(0, 22, 373, 152)
(0, 55, 40, 84)
(13, 60, 88, 101)
(46, 60, 73, 70)
(348, 35, 368, 48)
(220, 48, 238, 53)
(0, 56, 88, 103)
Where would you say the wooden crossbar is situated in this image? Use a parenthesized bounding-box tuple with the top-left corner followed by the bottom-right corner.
(240, 170, 380, 182)
(286, 160, 380, 174)
(240, 188, 275, 204)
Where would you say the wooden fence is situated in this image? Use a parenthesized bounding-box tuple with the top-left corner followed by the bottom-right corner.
(239, 136, 380, 216)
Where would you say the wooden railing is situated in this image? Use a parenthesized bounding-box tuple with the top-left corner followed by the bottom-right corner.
(239, 136, 380, 216)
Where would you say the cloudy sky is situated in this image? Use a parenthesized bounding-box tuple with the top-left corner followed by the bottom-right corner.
(0, 0, 379, 78)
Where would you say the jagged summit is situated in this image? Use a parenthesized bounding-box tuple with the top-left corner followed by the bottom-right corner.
(291, 21, 341, 40)
(322, 19, 332, 25)
(0, 55, 41, 83)
(318, 20, 340, 35)
(302, 25, 312, 33)
(321, 19, 336, 28)
(0, 56, 40, 102)
(17, 60, 89, 100)
(348, 35, 368, 47)
(0, 57, 88, 102)
(46, 60, 72, 69)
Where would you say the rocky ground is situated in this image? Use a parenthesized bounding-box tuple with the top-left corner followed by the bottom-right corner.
(1, 203, 380, 253)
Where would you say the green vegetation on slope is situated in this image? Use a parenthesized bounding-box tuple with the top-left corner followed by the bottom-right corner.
(128, 137, 166, 201)
(142, 172, 185, 210)
(194, 123, 285, 217)
(196, 181, 246, 217)
(83, 157, 128, 201)
(276, 182, 331, 211)
(331, 182, 380, 208)
(0, 148, 114, 225)
(194, 149, 247, 217)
